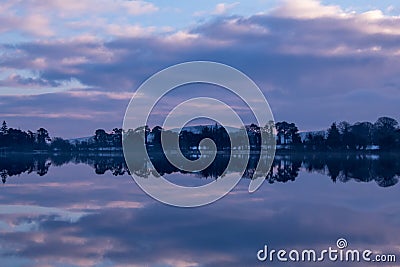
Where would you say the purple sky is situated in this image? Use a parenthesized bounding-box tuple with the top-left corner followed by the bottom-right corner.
(1, 0, 400, 138)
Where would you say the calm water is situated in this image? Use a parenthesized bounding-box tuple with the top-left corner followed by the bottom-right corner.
(0, 153, 399, 267)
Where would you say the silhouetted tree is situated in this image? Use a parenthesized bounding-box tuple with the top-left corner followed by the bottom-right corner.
(0, 121, 7, 148)
(123, 127, 147, 153)
(151, 126, 163, 148)
(51, 137, 73, 151)
(351, 122, 373, 149)
(262, 121, 275, 147)
(396, 128, 400, 148)
(276, 121, 300, 145)
(304, 133, 326, 150)
(7, 128, 33, 150)
(246, 124, 261, 149)
(276, 121, 290, 145)
(338, 121, 356, 150)
(112, 128, 123, 147)
(1, 121, 8, 135)
(36, 128, 51, 149)
(160, 130, 179, 151)
(326, 123, 341, 149)
(144, 126, 150, 145)
(373, 117, 398, 150)
(94, 129, 108, 147)
(288, 123, 302, 145)
(1, 170, 7, 184)
(215, 125, 230, 150)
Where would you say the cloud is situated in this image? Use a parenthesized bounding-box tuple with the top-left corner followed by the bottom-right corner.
(0, 91, 131, 137)
(271, 0, 346, 19)
(66, 90, 134, 100)
(22, 0, 159, 16)
(1, 1, 400, 133)
(194, 2, 239, 17)
(105, 24, 156, 38)
(122, 0, 159, 15)
(212, 2, 240, 15)
(163, 31, 199, 43)
(270, 0, 400, 36)
(22, 14, 54, 37)
(0, 74, 61, 88)
(0, 0, 159, 38)
(0, 10, 53, 37)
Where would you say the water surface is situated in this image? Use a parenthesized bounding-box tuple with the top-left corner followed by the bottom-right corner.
(0, 153, 399, 266)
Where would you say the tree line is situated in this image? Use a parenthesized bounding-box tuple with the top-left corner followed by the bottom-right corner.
(0, 121, 51, 151)
(0, 121, 124, 152)
(303, 117, 400, 150)
(122, 117, 400, 151)
(0, 116, 399, 152)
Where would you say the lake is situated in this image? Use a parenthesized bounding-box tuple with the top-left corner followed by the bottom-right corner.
(0, 152, 399, 266)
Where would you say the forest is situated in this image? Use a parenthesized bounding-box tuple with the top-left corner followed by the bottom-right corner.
(0, 116, 399, 152)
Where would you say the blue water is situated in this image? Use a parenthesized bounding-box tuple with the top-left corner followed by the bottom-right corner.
(0, 157, 399, 267)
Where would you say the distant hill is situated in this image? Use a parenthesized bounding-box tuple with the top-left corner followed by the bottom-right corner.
(299, 130, 326, 141)
(68, 136, 95, 144)
(170, 125, 241, 134)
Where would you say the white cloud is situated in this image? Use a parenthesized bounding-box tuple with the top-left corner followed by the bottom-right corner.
(194, 2, 239, 17)
(386, 5, 395, 13)
(359, 9, 385, 20)
(0, 11, 53, 37)
(31, 57, 47, 69)
(212, 2, 240, 15)
(271, 0, 346, 19)
(61, 57, 89, 66)
(23, 14, 54, 37)
(0, 0, 159, 38)
(164, 31, 199, 43)
(66, 90, 134, 100)
(67, 18, 157, 39)
(26, 0, 159, 16)
(353, 10, 400, 35)
(106, 24, 156, 38)
(270, 0, 400, 37)
(122, 0, 159, 15)
(224, 18, 269, 35)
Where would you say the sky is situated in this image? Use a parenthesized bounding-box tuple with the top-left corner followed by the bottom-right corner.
(0, 0, 400, 138)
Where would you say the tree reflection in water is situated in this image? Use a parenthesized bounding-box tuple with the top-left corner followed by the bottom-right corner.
(1, 152, 399, 188)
